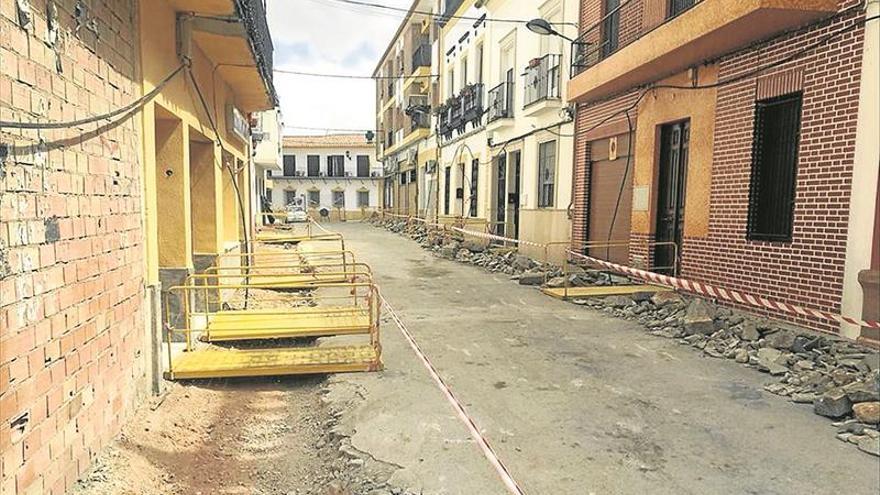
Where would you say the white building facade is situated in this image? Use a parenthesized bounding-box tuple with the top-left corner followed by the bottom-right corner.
(269, 134, 382, 221)
(252, 109, 283, 224)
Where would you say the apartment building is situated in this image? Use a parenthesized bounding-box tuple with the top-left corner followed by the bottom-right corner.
(0, 1, 275, 493)
(269, 134, 382, 220)
(373, 0, 436, 218)
(252, 109, 284, 223)
(567, 0, 879, 340)
(428, 0, 578, 259)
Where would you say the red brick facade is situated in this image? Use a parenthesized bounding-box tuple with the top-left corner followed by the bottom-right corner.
(0, 2, 147, 494)
(572, 1, 865, 333)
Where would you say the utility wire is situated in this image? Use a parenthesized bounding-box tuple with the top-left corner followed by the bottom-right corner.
(274, 67, 439, 79)
(323, 0, 577, 26)
(285, 125, 376, 132)
(0, 64, 186, 129)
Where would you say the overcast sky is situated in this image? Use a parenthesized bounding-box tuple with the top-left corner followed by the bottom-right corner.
(266, 0, 413, 136)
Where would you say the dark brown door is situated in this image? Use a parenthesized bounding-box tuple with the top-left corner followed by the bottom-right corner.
(655, 120, 689, 274)
(588, 134, 633, 265)
(509, 151, 521, 239)
(495, 154, 506, 236)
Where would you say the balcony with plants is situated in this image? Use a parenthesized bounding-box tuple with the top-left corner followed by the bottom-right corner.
(437, 83, 485, 142)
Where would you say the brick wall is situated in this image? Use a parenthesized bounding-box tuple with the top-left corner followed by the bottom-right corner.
(0, 1, 147, 494)
(682, 10, 864, 332)
(571, 1, 865, 333)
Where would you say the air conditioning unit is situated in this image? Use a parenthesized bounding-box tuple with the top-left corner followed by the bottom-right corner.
(370, 171, 381, 177)
(319, 172, 326, 177)
(425, 160, 437, 174)
(344, 171, 352, 177)
(295, 170, 305, 177)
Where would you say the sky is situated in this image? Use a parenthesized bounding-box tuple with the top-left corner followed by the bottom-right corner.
(266, 0, 415, 136)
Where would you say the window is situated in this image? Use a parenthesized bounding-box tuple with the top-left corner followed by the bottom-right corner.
(538, 140, 556, 207)
(444, 166, 451, 215)
(475, 43, 484, 84)
(460, 56, 468, 88)
(332, 190, 345, 208)
(669, 0, 696, 18)
(469, 159, 478, 217)
(327, 155, 345, 177)
(448, 68, 455, 97)
(409, 169, 416, 182)
(357, 155, 370, 177)
(307, 155, 320, 177)
(400, 172, 407, 185)
(266, 169, 273, 178)
(265, 188, 272, 201)
(357, 190, 370, 207)
(283, 155, 296, 176)
(285, 190, 297, 205)
(308, 189, 320, 207)
(748, 93, 802, 242)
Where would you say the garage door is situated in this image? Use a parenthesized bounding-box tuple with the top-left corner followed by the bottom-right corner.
(588, 134, 633, 265)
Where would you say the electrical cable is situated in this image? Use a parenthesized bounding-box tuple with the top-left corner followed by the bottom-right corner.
(604, 110, 633, 261)
(274, 67, 440, 79)
(323, 0, 577, 26)
(0, 63, 186, 129)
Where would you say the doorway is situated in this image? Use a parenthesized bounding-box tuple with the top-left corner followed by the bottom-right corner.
(654, 120, 689, 274)
(508, 150, 521, 239)
(495, 154, 507, 236)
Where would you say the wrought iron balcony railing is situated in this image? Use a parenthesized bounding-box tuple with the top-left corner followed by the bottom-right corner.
(405, 95, 431, 131)
(412, 42, 431, 70)
(570, 0, 701, 77)
(523, 54, 561, 107)
(437, 83, 484, 141)
(234, 0, 277, 104)
(487, 81, 514, 122)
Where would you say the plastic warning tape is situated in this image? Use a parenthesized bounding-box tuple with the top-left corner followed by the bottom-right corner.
(380, 295, 527, 495)
(449, 227, 545, 248)
(566, 250, 880, 329)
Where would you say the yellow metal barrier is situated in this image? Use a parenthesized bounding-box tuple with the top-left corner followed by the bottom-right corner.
(163, 281, 382, 379)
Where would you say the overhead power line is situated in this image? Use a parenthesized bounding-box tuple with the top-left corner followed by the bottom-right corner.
(322, 0, 577, 26)
(285, 125, 376, 132)
(274, 68, 439, 79)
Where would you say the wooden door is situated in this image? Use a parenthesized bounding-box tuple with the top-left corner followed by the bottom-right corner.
(654, 120, 690, 274)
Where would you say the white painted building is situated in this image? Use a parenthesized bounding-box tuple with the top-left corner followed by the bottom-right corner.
(269, 134, 382, 221)
(251, 109, 283, 224)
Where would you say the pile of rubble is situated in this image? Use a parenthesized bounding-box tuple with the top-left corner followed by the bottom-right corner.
(371, 215, 880, 457)
(577, 292, 880, 456)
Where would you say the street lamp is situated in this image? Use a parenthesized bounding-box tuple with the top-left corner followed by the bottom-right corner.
(526, 18, 574, 42)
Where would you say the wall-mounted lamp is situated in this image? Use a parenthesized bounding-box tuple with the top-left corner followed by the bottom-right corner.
(526, 18, 574, 42)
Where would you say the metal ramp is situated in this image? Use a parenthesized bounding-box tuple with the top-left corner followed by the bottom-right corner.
(166, 345, 380, 379)
(542, 284, 671, 300)
(164, 272, 382, 379)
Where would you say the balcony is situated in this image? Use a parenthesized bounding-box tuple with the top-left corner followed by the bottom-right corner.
(487, 82, 514, 123)
(437, 83, 485, 141)
(175, 0, 277, 111)
(412, 42, 432, 69)
(568, 0, 838, 104)
(523, 54, 561, 107)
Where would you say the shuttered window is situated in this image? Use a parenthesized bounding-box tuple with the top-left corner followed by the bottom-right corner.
(307, 155, 320, 177)
(283, 155, 296, 176)
(357, 155, 370, 177)
(747, 92, 802, 242)
(444, 166, 451, 215)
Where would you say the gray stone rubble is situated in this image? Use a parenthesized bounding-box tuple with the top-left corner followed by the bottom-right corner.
(371, 215, 880, 457)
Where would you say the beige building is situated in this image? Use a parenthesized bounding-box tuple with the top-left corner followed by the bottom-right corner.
(269, 134, 382, 221)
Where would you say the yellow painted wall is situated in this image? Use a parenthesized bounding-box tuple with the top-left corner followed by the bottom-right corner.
(189, 139, 220, 253)
(631, 66, 717, 238)
(154, 116, 193, 268)
(139, 0, 254, 276)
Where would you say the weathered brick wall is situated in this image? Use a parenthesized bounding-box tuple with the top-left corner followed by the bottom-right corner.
(682, 10, 865, 333)
(0, 1, 147, 494)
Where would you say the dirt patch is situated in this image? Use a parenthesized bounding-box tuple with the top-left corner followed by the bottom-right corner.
(74, 375, 401, 495)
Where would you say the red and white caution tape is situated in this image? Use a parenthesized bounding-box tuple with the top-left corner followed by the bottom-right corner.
(567, 250, 880, 330)
(380, 295, 527, 495)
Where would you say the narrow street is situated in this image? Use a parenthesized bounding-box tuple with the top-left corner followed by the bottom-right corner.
(77, 222, 880, 495)
(323, 222, 880, 494)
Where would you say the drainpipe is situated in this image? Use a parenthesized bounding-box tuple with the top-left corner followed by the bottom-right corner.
(840, 0, 880, 339)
